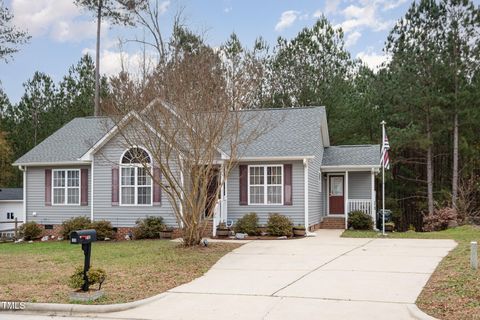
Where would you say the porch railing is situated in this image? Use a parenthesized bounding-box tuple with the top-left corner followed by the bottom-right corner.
(348, 199, 372, 216)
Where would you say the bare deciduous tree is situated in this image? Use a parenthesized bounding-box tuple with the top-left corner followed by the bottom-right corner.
(104, 35, 269, 246)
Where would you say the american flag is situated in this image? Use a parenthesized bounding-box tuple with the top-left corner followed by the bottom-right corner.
(381, 131, 390, 170)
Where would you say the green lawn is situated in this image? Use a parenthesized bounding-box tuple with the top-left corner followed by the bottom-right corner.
(0, 240, 240, 304)
(342, 225, 480, 320)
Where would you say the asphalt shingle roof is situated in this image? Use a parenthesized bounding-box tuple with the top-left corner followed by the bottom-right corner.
(322, 145, 380, 166)
(13, 107, 378, 166)
(0, 188, 23, 201)
(14, 117, 113, 165)
(14, 107, 326, 165)
(234, 107, 325, 158)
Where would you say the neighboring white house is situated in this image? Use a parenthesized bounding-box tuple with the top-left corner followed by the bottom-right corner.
(0, 188, 23, 238)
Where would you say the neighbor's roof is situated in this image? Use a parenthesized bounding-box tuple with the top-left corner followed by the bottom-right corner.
(234, 106, 327, 158)
(322, 145, 380, 167)
(0, 188, 23, 201)
(14, 117, 113, 165)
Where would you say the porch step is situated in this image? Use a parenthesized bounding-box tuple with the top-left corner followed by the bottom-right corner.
(319, 217, 345, 229)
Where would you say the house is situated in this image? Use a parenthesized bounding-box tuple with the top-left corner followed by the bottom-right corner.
(13, 104, 380, 237)
(0, 188, 23, 238)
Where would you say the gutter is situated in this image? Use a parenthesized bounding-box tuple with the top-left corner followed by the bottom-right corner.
(304, 158, 309, 229)
(239, 156, 315, 161)
(321, 165, 380, 172)
(13, 161, 92, 167)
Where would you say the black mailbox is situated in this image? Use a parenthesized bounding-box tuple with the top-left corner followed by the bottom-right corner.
(70, 229, 97, 244)
(70, 229, 97, 291)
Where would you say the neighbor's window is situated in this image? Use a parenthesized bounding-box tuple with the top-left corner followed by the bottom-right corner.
(248, 165, 283, 205)
(120, 147, 152, 205)
(53, 169, 80, 205)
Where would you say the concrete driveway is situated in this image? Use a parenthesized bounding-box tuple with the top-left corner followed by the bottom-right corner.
(107, 230, 456, 320)
(1, 230, 456, 320)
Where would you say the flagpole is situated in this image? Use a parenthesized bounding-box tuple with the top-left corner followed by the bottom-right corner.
(381, 120, 386, 236)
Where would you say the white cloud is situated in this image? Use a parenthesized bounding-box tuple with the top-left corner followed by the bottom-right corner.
(224, 7, 232, 13)
(382, 0, 408, 11)
(313, 10, 323, 18)
(314, 0, 341, 18)
(337, 3, 391, 33)
(275, 10, 300, 32)
(345, 31, 361, 47)
(325, 0, 341, 15)
(11, 0, 100, 42)
(82, 47, 157, 77)
(356, 50, 390, 71)
(158, 1, 170, 15)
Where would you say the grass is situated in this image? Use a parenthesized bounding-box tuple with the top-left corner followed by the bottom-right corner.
(0, 239, 240, 305)
(342, 225, 480, 320)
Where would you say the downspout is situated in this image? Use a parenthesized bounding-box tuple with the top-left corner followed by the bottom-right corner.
(303, 158, 309, 229)
(91, 157, 94, 222)
(19, 166, 27, 224)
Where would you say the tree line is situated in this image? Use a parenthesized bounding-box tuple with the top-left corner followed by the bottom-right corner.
(0, 0, 479, 229)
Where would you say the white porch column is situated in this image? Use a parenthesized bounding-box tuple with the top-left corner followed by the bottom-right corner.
(344, 170, 349, 229)
(220, 164, 226, 223)
(304, 159, 309, 229)
(22, 166, 27, 223)
(224, 166, 228, 223)
(91, 158, 94, 222)
(371, 168, 376, 226)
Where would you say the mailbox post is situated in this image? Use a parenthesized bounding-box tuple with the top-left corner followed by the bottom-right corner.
(70, 229, 97, 292)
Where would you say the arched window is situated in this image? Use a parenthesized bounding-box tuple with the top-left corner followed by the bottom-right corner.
(121, 147, 151, 164)
(120, 147, 152, 205)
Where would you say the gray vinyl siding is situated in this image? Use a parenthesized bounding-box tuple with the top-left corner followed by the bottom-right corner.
(348, 172, 371, 199)
(307, 145, 324, 227)
(25, 165, 91, 225)
(92, 130, 177, 228)
(227, 161, 305, 226)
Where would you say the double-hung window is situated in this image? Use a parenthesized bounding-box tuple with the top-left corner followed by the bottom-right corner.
(248, 165, 283, 205)
(120, 147, 152, 206)
(52, 169, 80, 205)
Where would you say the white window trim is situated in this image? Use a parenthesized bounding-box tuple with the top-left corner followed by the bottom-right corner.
(52, 169, 81, 206)
(247, 164, 284, 206)
(119, 165, 154, 207)
(119, 147, 154, 207)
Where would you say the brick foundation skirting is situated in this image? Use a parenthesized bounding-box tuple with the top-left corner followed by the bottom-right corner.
(37, 223, 211, 241)
(39, 224, 63, 238)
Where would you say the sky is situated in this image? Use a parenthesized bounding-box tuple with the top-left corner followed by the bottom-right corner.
(0, 0, 427, 103)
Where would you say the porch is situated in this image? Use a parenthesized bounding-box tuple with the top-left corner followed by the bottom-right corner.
(323, 169, 378, 229)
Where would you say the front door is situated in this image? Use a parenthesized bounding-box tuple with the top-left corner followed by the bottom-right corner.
(329, 175, 344, 214)
(204, 168, 220, 217)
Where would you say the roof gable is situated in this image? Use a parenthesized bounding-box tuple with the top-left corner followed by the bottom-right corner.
(13, 117, 113, 166)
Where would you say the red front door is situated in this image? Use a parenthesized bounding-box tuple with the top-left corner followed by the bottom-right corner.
(329, 175, 344, 214)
